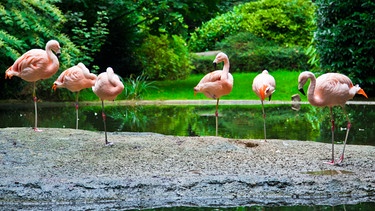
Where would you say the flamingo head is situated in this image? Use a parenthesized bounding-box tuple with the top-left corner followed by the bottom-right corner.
(213, 52, 228, 69)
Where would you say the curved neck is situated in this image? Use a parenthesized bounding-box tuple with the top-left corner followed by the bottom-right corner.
(306, 73, 324, 106)
(221, 58, 230, 79)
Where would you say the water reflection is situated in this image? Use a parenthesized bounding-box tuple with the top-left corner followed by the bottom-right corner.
(0, 103, 374, 146)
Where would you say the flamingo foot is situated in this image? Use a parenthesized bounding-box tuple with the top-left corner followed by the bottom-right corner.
(324, 160, 336, 165)
(33, 127, 43, 132)
(105, 141, 114, 146)
(337, 154, 344, 164)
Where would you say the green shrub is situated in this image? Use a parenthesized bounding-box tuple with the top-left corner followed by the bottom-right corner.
(238, 0, 316, 47)
(188, 0, 315, 52)
(188, 11, 243, 52)
(315, 0, 375, 94)
(216, 32, 309, 72)
(135, 34, 193, 80)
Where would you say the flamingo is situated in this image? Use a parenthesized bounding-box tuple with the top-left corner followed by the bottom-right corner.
(92, 67, 124, 146)
(298, 71, 368, 165)
(52, 63, 97, 129)
(5, 40, 61, 132)
(194, 52, 234, 136)
(252, 70, 276, 141)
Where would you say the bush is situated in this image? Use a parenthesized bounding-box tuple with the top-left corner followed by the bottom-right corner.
(188, 0, 315, 52)
(135, 34, 193, 80)
(216, 32, 309, 72)
(238, 0, 316, 47)
(188, 11, 243, 52)
(190, 54, 217, 74)
(315, 0, 375, 94)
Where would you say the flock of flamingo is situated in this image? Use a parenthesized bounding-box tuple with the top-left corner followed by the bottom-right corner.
(5, 40, 368, 165)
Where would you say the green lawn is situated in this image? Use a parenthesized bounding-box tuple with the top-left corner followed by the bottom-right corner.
(142, 70, 301, 101)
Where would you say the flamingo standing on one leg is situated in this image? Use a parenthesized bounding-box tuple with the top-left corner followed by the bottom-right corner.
(252, 70, 276, 141)
(92, 67, 124, 146)
(5, 40, 61, 132)
(298, 71, 368, 165)
(52, 63, 97, 129)
(194, 52, 234, 136)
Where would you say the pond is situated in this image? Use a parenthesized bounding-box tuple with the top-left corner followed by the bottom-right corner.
(0, 101, 374, 146)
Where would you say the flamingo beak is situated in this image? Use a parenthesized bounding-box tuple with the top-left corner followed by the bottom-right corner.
(52, 83, 57, 91)
(213, 62, 217, 69)
(299, 88, 306, 96)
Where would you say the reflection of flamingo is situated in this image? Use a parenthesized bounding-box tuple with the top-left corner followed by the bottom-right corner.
(194, 52, 233, 136)
(53, 63, 97, 129)
(5, 40, 61, 132)
(92, 67, 124, 146)
(252, 70, 276, 141)
(298, 71, 368, 165)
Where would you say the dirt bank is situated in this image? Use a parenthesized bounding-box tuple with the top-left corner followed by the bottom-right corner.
(0, 127, 374, 209)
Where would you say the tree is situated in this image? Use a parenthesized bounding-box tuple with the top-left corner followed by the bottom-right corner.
(315, 0, 375, 94)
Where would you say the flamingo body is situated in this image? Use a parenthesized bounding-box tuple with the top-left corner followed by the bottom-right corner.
(252, 70, 276, 101)
(194, 52, 233, 136)
(93, 67, 124, 101)
(92, 67, 124, 145)
(299, 72, 367, 107)
(194, 53, 233, 99)
(252, 70, 276, 141)
(53, 63, 97, 92)
(5, 40, 61, 82)
(298, 71, 368, 164)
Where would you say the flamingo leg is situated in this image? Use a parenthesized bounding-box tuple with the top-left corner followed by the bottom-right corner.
(33, 82, 42, 132)
(215, 98, 219, 136)
(101, 100, 113, 146)
(261, 100, 267, 142)
(326, 107, 335, 165)
(75, 92, 80, 130)
(337, 106, 351, 164)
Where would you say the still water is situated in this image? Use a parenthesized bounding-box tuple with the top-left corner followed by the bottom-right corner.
(0, 102, 374, 146)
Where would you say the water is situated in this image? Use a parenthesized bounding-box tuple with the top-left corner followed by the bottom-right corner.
(0, 102, 374, 146)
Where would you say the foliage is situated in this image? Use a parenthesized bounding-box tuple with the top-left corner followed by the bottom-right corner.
(188, 11, 243, 52)
(65, 10, 109, 73)
(135, 34, 193, 80)
(315, 0, 375, 94)
(124, 75, 157, 100)
(0, 0, 82, 99)
(189, 0, 316, 52)
(238, 0, 316, 47)
(216, 32, 309, 72)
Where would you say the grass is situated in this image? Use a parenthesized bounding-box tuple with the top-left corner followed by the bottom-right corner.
(142, 70, 301, 101)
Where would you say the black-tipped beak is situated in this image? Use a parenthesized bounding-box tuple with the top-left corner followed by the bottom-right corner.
(213, 62, 217, 69)
(299, 88, 306, 96)
(269, 95, 272, 101)
(56, 52, 61, 58)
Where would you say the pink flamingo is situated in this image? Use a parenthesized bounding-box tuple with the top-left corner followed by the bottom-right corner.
(52, 63, 97, 129)
(298, 71, 368, 165)
(194, 52, 234, 136)
(252, 70, 276, 141)
(5, 40, 61, 132)
(92, 67, 124, 146)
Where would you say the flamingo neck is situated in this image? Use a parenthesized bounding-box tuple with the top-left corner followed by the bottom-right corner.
(221, 59, 230, 80)
(45, 45, 59, 69)
(306, 73, 324, 106)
